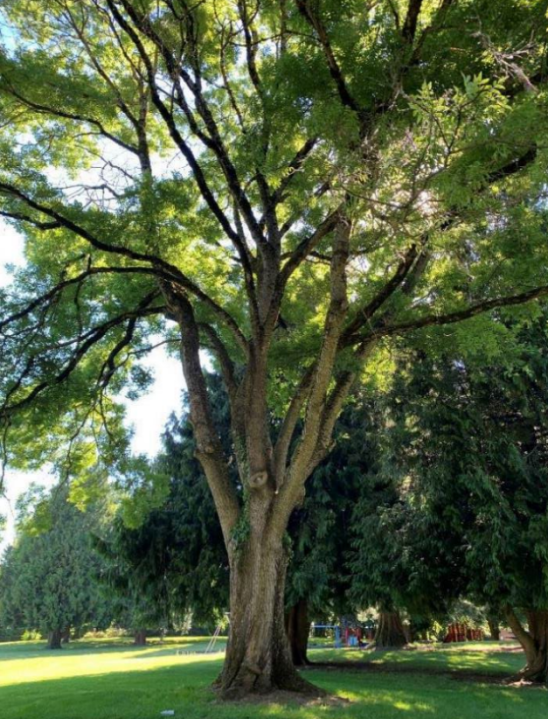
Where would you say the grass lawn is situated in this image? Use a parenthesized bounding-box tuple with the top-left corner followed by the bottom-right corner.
(0, 637, 545, 719)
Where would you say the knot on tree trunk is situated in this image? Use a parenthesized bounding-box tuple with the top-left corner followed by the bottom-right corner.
(196, 441, 215, 455)
(249, 470, 268, 489)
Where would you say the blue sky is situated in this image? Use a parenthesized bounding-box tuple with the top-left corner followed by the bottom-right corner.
(0, 220, 186, 550)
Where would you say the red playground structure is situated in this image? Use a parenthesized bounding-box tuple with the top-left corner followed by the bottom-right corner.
(443, 623, 484, 643)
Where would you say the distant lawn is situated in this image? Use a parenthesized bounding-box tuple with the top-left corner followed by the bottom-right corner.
(1, 637, 546, 719)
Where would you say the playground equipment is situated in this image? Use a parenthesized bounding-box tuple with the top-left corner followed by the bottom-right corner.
(443, 623, 484, 643)
(204, 623, 223, 653)
(311, 624, 343, 648)
(311, 619, 375, 649)
(177, 613, 229, 655)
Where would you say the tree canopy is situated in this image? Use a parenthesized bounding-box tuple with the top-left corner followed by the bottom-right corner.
(1, 0, 548, 697)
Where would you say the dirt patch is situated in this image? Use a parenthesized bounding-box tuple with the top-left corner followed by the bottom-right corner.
(211, 686, 350, 706)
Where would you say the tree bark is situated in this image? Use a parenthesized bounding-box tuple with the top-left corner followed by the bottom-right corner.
(506, 607, 548, 683)
(47, 629, 63, 650)
(374, 610, 407, 650)
(487, 618, 500, 641)
(218, 540, 320, 699)
(285, 600, 311, 666)
(134, 629, 147, 646)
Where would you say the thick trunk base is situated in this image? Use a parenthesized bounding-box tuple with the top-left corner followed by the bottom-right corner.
(520, 655, 547, 683)
(285, 600, 311, 667)
(134, 629, 147, 646)
(218, 543, 322, 700)
(374, 611, 407, 650)
(507, 608, 548, 684)
(47, 629, 63, 650)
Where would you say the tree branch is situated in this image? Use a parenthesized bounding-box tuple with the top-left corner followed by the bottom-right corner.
(370, 283, 548, 341)
(0, 190, 249, 353)
(402, 0, 425, 45)
(279, 208, 341, 286)
(275, 217, 351, 522)
(295, 0, 362, 115)
(1, 293, 164, 417)
(169, 291, 240, 543)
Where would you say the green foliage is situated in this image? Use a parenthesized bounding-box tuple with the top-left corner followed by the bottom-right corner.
(99, 375, 232, 628)
(0, 486, 115, 639)
(0, 0, 547, 478)
(285, 400, 374, 615)
(349, 309, 548, 617)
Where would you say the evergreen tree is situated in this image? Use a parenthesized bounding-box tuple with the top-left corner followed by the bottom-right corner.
(351, 311, 548, 681)
(0, 487, 114, 648)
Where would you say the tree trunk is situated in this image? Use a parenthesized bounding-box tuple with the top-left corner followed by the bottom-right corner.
(218, 540, 320, 699)
(134, 629, 147, 646)
(521, 611, 548, 683)
(285, 599, 311, 666)
(62, 627, 71, 644)
(487, 618, 500, 641)
(47, 629, 63, 650)
(506, 607, 548, 683)
(375, 610, 407, 650)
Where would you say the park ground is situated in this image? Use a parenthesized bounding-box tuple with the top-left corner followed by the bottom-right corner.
(0, 638, 546, 719)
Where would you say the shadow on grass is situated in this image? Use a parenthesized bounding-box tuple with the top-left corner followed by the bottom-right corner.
(305, 661, 515, 684)
(1, 655, 547, 719)
(308, 646, 526, 676)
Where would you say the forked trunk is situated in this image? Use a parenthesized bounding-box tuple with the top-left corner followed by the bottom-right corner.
(47, 629, 63, 650)
(285, 599, 311, 666)
(134, 629, 147, 646)
(506, 607, 548, 683)
(375, 610, 407, 650)
(218, 539, 319, 699)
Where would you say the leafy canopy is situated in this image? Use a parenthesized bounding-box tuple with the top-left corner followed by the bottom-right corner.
(0, 1, 547, 522)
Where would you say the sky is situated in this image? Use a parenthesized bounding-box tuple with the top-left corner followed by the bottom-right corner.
(0, 220, 186, 550)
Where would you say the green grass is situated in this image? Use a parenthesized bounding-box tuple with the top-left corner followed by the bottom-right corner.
(0, 638, 545, 719)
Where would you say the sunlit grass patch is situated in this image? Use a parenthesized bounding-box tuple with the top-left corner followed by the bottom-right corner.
(0, 639, 546, 719)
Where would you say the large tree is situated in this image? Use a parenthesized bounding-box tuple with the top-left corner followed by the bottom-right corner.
(1, 0, 548, 697)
